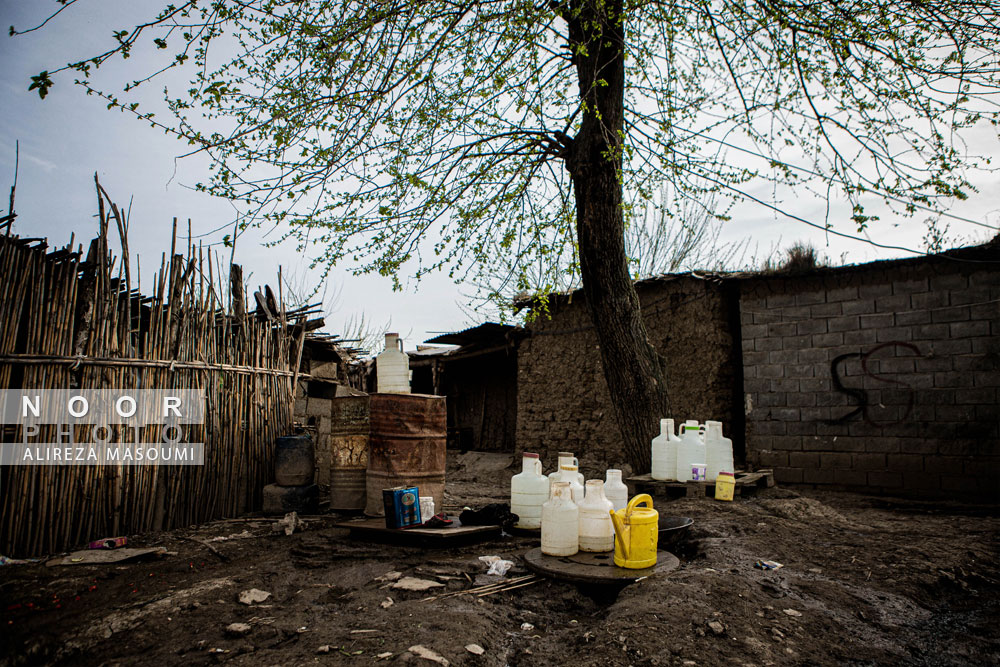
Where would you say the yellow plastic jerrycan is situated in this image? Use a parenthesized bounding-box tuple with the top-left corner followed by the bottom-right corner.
(608, 494, 659, 569)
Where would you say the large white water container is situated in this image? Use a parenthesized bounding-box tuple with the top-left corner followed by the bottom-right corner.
(547, 451, 584, 487)
(376, 333, 410, 393)
(675, 423, 707, 482)
(651, 418, 679, 481)
(511, 452, 549, 529)
(604, 469, 629, 511)
(578, 480, 615, 552)
(541, 482, 579, 556)
(705, 420, 735, 482)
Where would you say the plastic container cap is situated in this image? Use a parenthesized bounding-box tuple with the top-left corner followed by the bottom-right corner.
(522, 452, 539, 458)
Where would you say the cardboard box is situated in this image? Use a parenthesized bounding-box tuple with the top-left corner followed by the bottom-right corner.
(382, 486, 422, 528)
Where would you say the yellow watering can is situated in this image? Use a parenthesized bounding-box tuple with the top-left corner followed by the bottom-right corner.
(609, 494, 659, 569)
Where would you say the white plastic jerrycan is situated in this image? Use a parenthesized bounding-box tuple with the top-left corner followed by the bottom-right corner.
(604, 469, 629, 511)
(651, 418, 679, 481)
(578, 480, 615, 552)
(376, 333, 410, 393)
(541, 482, 579, 556)
(553, 464, 585, 504)
(548, 452, 584, 487)
(511, 452, 549, 529)
(705, 420, 735, 482)
(675, 423, 707, 482)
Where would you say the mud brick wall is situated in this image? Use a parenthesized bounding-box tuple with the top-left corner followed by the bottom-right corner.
(741, 260, 1000, 500)
(516, 277, 743, 476)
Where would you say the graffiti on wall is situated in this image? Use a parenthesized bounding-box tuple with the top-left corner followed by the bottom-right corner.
(827, 341, 923, 426)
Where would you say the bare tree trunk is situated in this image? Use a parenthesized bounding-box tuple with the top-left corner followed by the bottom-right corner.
(563, 0, 669, 473)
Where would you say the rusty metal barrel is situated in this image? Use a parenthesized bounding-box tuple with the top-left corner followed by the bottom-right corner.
(365, 393, 446, 517)
(328, 396, 370, 510)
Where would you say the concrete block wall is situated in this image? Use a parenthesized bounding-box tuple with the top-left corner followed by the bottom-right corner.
(516, 277, 741, 475)
(293, 391, 334, 503)
(741, 261, 1000, 500)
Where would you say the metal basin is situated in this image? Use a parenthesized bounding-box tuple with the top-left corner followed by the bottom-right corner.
(658, 516, 694, 549)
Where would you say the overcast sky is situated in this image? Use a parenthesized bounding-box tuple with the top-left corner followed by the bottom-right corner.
(2, 2, 997, 351)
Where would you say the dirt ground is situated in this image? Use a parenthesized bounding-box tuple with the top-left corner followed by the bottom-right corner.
(2, 453, 998, 666)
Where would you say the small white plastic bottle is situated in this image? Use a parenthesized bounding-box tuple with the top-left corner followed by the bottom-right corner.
(510, 452, 549, 529)
(547, 452, 584, 487)
(578, 480, 615, 552)
(604, 469, 629, 511)
(675, 423, 707, 482)
(553, 464, 585, 504)
(541, 482, 579, 556)
(651, 418, 677, 481)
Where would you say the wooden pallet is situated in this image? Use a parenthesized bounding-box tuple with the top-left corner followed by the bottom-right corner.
(334, 518, 501, 548)
(626, 469, 775, 500)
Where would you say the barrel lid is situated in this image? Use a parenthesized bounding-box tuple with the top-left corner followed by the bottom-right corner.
(557, 451, 574, 457)
(522, 452, 539, 458)
(718, 471, 735, 477)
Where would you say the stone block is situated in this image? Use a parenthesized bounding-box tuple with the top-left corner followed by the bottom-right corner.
(853, 452, 886, 469)
(955, 387, 996, 404)
(876, 295, 910, 313)
(932, 306, 971, 323)
(789, 451, 820, 468)
(843, 329, 877, 345)
(770, 407, 801, 421)
(910, 291, 949, 310)
(774, 467, 804, 483)
(796, 291, 827, 306)
(842, 300, 876, 316)
(306, 397, 332, 417)
(771, 378, 800, 393)
(931, 338, 973, 356)
(903, 472, 942, 493)
(802, 468, 836, 484)
(886, 454, 924, 472)
(812, 332, 844, 348)
(786, 421, 817, 436)
(786, 364, 817, 378)
(900, 439, 939, 455)
(826, 285, 859, 302)
(834, 469, 869, 486)
(820, 452, 852, 469)
(759, 364, 785, 378)
(895, 310, 932, 326)
(859, 283, 892, 298)
(768, 349, 799, 365)
(797, 319, 828, 336)
(772, 435, 803, 450)
(972, 336, 1000, 354)
(756, 450, 789, 468)
(799, 348, 830, 363)
(309, 360, 339, 379)
(949, 320, 990, 338)
(787, 392, 817, 408)
(860, 313, 894, 330)
(894, 277, 929, 295)
(810, 302, 842, 318)
(929, 273, 968, 291)
(767, 321, 798, 337)
(766, 293, 796, 308)
(867, 470, 903, 488)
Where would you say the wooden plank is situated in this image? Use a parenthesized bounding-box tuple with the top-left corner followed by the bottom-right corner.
(523, 547, 680, 585)
(626, 470, 775, 500)
(334, 518, 501, 549)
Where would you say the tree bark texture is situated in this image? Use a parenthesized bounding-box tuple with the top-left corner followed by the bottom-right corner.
(562, 0, 670, 473)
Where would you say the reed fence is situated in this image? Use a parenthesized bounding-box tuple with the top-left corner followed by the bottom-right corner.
(0, 182, 308, 556)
